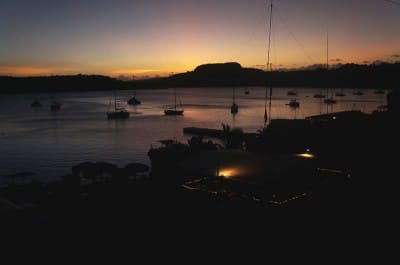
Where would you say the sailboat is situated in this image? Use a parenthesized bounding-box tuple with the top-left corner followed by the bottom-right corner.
(287, 87, 300, 108)
(314, 93, 326, 98)
(107, 89, 129, 119)
(31, 99, 41, 108)
(164, 88, 184, 115)
(335, 91, 346, 97)
(323, 31, 337, 105)
(50, 100, 61, 111)
(231, 87, 238, 114)
(127, 89, 141, 105)
(288, 99, 300, 108)
(264, 0, 273, 127)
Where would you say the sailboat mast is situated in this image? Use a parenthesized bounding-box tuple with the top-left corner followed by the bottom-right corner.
(326, 31, 329, 72)
(327, 30, 330, 98)
(267, 0, 273, 78)
(265, 0, 273, 127)
(174, 88, 177, 110)
(114, 89, 117, 111)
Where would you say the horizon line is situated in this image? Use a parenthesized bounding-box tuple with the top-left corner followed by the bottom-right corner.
(1, 60, 398, 79)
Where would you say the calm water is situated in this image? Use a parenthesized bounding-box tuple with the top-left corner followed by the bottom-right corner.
(0, 87, 387, 183)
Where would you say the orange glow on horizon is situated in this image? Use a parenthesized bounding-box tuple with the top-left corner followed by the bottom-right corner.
(0, 66, 55, 76)
(0, 66, 76, 77)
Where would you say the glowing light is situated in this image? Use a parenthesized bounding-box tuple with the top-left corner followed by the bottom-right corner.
(296, 153, 315, 159)
(218, 168, 238, 178)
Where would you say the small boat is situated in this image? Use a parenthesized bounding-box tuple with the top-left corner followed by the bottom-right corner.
(287, 91, 297, 96)
(164, 88, 184, 115)
(127, 89, 141, 105)
(31, 99, 41, 108)
(107, 90, 129, 119)
(164, 108, 184, 115)
(324, 98, 337, 105)
(335, 92, 345, 97)
(288, 99, 300, 108)
(127, 97, 141, 105)
(107, 108, 130, 119)
(374, 90, 385, 95)
(230, 87, 239, 114)
(50, 101, 61, 111)
(353, 90, 364, 96)
(323, 32, 338, 106)
(314, 93, 326, 98)
(244, 88, 250, 95)
(231, 102, 239, 114)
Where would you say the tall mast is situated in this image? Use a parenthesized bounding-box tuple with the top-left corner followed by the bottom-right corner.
(174, 88, 177, 110)
(264, 0, 273, 127)
(326, 31, 329, 72)
(114, 89, 117, 111)
(326, 30, 330, 98)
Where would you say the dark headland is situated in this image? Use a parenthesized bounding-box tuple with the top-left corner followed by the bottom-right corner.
(1, 61, 400, 93)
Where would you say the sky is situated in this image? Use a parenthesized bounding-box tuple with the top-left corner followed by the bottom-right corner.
(1, 0, 400, 78)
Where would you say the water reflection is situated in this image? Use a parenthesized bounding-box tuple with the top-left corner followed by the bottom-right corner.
(0, 87, 387, 181)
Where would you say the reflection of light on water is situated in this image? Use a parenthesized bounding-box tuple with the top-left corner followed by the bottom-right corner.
(218, 168, 239, 178)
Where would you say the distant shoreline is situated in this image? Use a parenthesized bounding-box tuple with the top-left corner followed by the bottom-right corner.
(1, 62, 399, 94)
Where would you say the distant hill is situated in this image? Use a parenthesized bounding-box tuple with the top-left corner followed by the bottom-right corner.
(0, 75, 123, 93)
(164, 62, 266, 87)
(1, 62, 399, 93)
(163, 62, 400, 89)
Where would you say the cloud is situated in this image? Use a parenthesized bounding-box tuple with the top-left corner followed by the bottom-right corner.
(391, 54, 400, 58)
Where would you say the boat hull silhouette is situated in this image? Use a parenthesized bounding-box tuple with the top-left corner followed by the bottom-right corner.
(31, 99, 41, 107)
(164, 109, 184, 115)
(231, 103, 238, 114)
(324, 98, 337, 104)
(127, 97, 141, 105)
(50, 101, 61, 110)
(288, 99, 300, 108)
(107, 110, 130, 119)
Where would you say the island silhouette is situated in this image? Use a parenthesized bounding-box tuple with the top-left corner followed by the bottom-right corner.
(1, 61, 399, 93)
